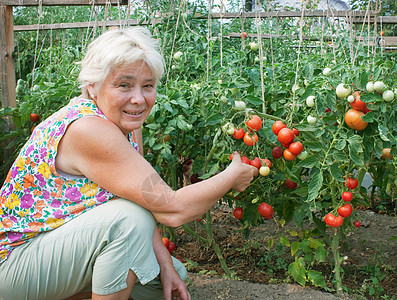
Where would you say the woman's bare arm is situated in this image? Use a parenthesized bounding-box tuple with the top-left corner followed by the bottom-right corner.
(56, 117, 257, 227)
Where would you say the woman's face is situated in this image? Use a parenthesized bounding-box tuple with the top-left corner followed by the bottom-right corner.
(92, 60, 157, 136)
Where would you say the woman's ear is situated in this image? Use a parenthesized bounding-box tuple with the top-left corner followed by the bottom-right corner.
(87, 84, 96, 100)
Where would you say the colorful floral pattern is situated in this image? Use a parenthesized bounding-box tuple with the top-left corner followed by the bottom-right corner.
(0, 97, 139, 263)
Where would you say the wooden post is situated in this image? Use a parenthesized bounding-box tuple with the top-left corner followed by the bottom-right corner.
(0, 5, 16, 112)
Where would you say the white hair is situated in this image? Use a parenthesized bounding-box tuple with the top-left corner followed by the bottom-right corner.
(78, 27, 164, 98)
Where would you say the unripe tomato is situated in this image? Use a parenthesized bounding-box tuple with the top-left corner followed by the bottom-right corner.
(297, 151, 308, 160)
(277, 128, 294, 145)
(233, 128, 245, 139)
(366, 81, 375, 93)
(306, 95, 316, 107)
(307, 115, 317, 124)
(337, 203, 353, 218)
(324, 213, 344, 227)
(246, 115, 262, 132)
(342, 191, 353, 202)
(233, 100, 246, 110)
(259, 166, 270, 176)
(243, 132, 258, 146)
(285, 179, 297, 189)
(249, 157, 262, 169)
(336, 83, 351, 99)
(272, 146, 283, 159)
(240, 31, 248, 39)
(272, 121, 287, 135)
(374, 81, 386, 93)
(288, 142, 303, 155)
(283, 149, 296, 161)
(258, 202, 274, 219)
(233, 207, 244, 220)
(382, 90, 395, 102)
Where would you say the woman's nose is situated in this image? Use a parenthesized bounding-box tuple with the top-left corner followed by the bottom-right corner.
(129, 87, 145, 104)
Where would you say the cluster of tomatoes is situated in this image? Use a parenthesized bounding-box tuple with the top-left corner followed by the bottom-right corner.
(324, 177, 360, 228)
(162, 237, 176, 255)
(233, 201, 274, 221)
(226, 114, 272, 177)
(271, 120, 305, 161)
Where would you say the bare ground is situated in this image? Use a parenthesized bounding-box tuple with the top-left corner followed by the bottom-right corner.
(171, 206, 397, 300)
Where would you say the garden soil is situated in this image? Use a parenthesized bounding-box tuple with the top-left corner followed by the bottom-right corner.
(171, 204, 397, 300)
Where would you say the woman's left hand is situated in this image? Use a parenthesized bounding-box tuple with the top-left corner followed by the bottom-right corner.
(160, 265, 191, 300)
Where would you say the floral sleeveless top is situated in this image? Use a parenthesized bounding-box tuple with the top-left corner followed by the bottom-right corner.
(0, 97, 139, 264)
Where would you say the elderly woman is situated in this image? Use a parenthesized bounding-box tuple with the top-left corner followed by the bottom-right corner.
(0, 28, 257, 300)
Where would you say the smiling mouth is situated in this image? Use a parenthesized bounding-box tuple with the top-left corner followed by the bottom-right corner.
(124, 111, 143, 116)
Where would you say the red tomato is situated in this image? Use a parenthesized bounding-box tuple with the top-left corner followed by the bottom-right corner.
(353, 220, 361, 228)
(261, 158, 272, 168)
(241, 156, 250, 164)
(345, 177, 359, 190)
(272, 121, 287, 135)
(342, 191, 353, 202)
(233, 128, 245, 139)
(350, 91, 367, 112)
(285, 179, 297, 189)
(283, 149, 296, 161)
(162, 237, 170, 249)
(240, 31, 248, 39)
(258, 202, 274, 219)
(249, 157, 261, 169)
(233, 207, 244, 220)
(246, 115, 262, 132)
(324, 213, 344, 227)
(243, 132, 258, 146)
(292, 128, 300, 137)
(29, 113, 40, 123)
(278, 128, 294, 145)
(272, 146, 283, 159)
(288, 142, 303, 155)
(337, 203, 353, 218)
(168, 241, 176, 254)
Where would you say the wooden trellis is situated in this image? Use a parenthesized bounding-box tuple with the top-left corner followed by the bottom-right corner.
(1, 0, 397, 112)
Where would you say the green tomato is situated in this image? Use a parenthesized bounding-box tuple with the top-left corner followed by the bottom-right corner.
(306, 96, 315, 107)
(233, 101, 246, 111)
(259, 166, 270, 176)
(382, 90, 394, 102)
(336, 83, 351, 99)
(307, 115, 317, 124)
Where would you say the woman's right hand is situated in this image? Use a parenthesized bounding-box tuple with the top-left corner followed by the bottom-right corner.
(226, 152, 258, 192)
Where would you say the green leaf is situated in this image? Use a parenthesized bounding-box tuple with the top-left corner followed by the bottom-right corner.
(279, 235, 291, 247)
(307, 270, 326, 287)
(314, 246, 327, 262)
(288, 260, 306, 287)
(378, 124, 390, 142)
(291, 241, 300, 256)
(297, 154, 319, 168)
(304, 141, 323, 152)
(307, 169, 323, 202)
(329, 163, 344, 182)
(334, 138, 346, 151)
